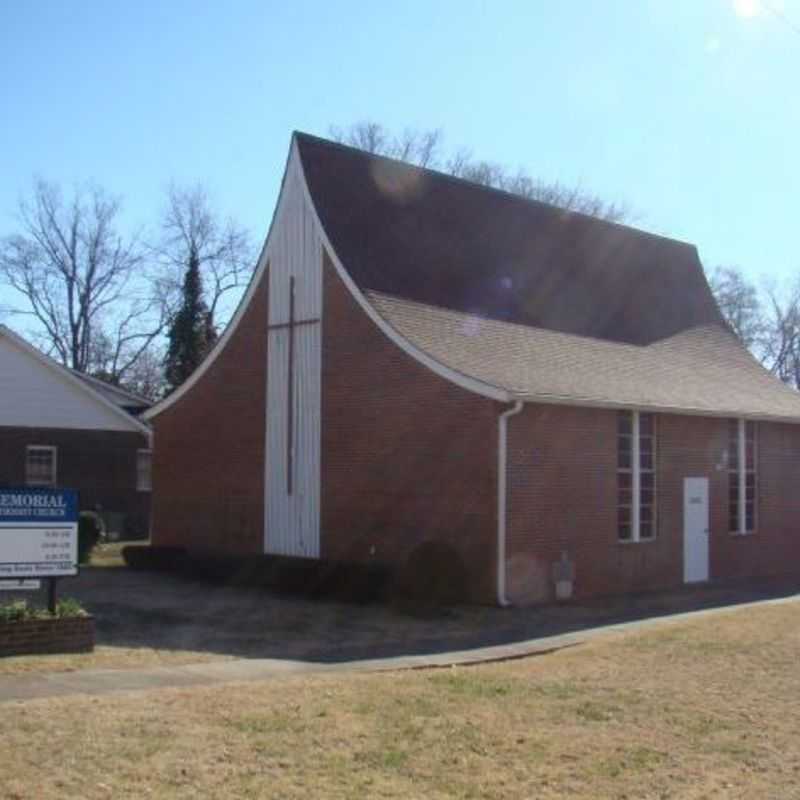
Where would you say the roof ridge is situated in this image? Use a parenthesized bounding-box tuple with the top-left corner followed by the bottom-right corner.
(293, 130, 697, 252)
(72, 370, 152, 406)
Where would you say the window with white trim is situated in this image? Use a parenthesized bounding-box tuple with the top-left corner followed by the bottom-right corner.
(25, 445, 57, 487)
(136, 449, 152, 492)
(728, 419, 756, 534)
(617, 411, 656, 542)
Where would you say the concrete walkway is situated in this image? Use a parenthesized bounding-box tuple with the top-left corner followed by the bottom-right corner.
(2, 592, 798, 704)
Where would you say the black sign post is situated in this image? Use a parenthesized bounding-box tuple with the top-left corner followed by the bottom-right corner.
(47, 577, 58, 614)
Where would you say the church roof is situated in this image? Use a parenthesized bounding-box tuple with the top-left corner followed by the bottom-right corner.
(296, 132, 726, 346)
(368, 293, 800, 421)
(296, 133, 800, 420)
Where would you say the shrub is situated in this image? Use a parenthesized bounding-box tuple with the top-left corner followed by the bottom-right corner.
(310, 561, 393, 604)
(391, 541, 470, 616)
(122, 545, 187, 571)
(0, 600, 32, 623)
(54, 597, 88, 618)
(0, 597, 86, 622)
(78, 514, 102, 565)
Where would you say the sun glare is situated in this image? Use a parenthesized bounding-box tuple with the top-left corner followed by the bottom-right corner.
(733, 0, 762, 17)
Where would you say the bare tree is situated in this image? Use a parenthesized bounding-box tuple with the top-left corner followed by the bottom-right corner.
(706, 265, 800, 390)
(330, 121, 630, 222)
(761, 281, 800, 388)
(330, 122, 444, 169)
(156, 183, 254, 331)
(707, 266, 765, 350)
(0, 180, 168, 382)
(117, 344, 166, 401)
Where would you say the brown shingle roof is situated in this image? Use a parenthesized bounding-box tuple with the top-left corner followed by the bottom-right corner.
(368, 292, 800, 421)
(297, 132, 726, 346)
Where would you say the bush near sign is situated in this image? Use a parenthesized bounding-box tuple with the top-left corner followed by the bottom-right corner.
(0, 488, 79, 578)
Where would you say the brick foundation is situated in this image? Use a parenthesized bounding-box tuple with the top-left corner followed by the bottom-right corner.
(0, 615, 95, 658)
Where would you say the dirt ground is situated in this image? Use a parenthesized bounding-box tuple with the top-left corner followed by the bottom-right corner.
(4, 557, 799, 672)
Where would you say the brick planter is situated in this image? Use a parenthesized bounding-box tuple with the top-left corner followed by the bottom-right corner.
(0, 615, 95, 658)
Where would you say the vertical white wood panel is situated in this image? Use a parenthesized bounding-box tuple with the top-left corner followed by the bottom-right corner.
(264, 149, 322, 558)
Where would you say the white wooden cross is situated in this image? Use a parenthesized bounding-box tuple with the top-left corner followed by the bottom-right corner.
(266, 275, 320, 495)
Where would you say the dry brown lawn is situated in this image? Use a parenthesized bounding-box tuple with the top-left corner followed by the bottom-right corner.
(2, 600, 799, 799)
(0, 646, 228, 676)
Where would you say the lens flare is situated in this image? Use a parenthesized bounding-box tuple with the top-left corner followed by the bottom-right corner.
(733, 0, 761, 18)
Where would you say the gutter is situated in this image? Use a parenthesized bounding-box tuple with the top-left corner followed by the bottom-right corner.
(497, 399, 524, 607)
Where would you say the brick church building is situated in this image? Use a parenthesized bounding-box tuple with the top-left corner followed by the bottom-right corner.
(144, 132, 800, 605)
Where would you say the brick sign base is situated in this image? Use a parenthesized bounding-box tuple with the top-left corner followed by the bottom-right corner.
(0, 615, 95, 658)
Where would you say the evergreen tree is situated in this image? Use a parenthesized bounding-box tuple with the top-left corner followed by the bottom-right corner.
(163, 247, 216, 393)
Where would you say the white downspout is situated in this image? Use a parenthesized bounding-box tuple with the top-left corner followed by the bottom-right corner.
(497, 400, 524, 607)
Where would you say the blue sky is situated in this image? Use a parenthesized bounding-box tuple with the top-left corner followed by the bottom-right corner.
(1, 0, 798, 320)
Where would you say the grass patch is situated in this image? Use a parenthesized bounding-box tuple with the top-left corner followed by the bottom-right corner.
(1, 601, 800, 798)
(429, 670, 520, 698)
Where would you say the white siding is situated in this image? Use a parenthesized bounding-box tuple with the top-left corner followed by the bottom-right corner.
(264, 148, 322, 557)
(0, 335, 139, 432)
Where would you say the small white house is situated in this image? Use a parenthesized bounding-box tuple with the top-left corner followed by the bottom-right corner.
(0, 325, 153, 538)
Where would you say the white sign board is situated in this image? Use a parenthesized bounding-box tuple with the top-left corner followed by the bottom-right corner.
(0, 489, 79, 578)
(0, 579, 41, 590)
(0, 526, 78, 578)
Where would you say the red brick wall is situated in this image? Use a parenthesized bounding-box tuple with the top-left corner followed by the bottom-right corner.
(715, 420, 800, 579)
(150, 271, 269, 555)
(506, 405, 800, 604)
(320, 254, 500, 602)
(0, 427, 151, 537)
(147, 243, 800, 606)
(0, 616, 94, 657)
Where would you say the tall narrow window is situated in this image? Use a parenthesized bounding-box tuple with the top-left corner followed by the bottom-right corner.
(618, 411, 656, 542)
(136, 449, 152, 492)
(26, 445, 57, 487)
(728, 419, 756, 534)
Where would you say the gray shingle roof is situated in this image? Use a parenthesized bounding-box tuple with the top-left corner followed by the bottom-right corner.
(368, 292, 800, 421)
(297, 132, 725, 346)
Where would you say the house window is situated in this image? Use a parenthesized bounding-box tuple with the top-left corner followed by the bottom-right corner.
(136, 449, 152, 492)
(25, 445, 57, 487)
(618, 411, 656, 542)
(728, 419, 756, 534)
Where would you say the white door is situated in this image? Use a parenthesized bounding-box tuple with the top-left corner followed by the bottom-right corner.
(683, 477, 709, 583)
